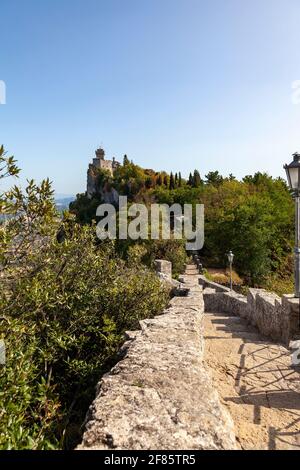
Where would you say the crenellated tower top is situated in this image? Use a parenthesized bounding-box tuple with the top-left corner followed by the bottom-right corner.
(95, 147, 105, 160)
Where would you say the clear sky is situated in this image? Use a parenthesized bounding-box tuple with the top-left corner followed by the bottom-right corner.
(1, 0, 300, 195)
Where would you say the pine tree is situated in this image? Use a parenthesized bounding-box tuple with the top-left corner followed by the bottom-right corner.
(163, 175, 168, 187)
(205, 171, 223, 186)
(178, 172, 182, 187)
(123, 154, 129, 166)
(175, 173, 178, 187)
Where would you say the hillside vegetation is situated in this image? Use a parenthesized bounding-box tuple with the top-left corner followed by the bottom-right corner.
(0, 146, 295, 449)
(71, 156, 294, 291)
(0, 147, 169, 449)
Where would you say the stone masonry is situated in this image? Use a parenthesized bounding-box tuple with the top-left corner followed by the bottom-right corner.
(155, 259, 172, 282)
(78, 265, 236, 450)
(87, 148, 121, 198)
(200, 275, 300, 344)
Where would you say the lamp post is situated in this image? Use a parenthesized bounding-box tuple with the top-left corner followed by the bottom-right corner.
(284, 153, 300, 298)
(227, 250, 234, 291)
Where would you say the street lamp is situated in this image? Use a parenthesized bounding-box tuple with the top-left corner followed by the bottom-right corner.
(227, 250, 234, 291)
(284, 152, 300, 298)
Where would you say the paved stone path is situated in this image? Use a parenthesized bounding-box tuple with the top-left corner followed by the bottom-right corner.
(79, 265, 236, 450)
(181, 262, 300, 450)
(79, 263, 300, 450)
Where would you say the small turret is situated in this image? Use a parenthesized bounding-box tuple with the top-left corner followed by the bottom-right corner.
(95, 147, 105, 160)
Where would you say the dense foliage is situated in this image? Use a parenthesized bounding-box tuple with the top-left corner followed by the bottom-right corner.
(71, 157, 294, 290)
(152, 174, 294, 287)
(0, 143, 296, 450)
(0, 147, 169, 449)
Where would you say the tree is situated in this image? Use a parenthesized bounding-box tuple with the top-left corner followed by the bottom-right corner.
(163, 175, 168, 187)
(0, 145, 170, 449)
(205, 170, 223, 186)
(156, 174, 162, 186)
(243, 172, 272, 186)
(145, 176, 152, 189)
(188, 172, 193, 186)
(123, 154, 130, 166)
(0, 148, 57, 272)
(112, 161, 146, 198)
(178, 172, 182, 187)
(201, 178, 293, 286)
(175, 173, 178, 187)
(169, 172, 175, 190)
(193, 170, 202, 188)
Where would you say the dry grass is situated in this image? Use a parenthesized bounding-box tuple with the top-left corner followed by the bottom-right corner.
(205, 268, 243, 286)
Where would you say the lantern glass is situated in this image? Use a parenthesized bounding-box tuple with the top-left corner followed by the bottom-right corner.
(227, 251, 234, 264)
(286, 166, 299, 191)
(284, 153, 300, 192)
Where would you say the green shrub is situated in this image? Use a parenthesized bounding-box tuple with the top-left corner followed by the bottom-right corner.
(0, 148, 169, 449)
(0, 226, 169, 449)
(142, 239, 188, 278)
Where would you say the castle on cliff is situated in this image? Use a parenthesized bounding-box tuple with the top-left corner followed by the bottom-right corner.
(87, 147, 120, 198)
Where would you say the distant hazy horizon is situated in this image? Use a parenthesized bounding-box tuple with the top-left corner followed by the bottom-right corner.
(1, 0, 300, 194)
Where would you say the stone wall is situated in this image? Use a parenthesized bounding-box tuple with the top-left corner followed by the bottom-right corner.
(78, 280, 236, 450)
(201, 276, 300, 345)
(198, 275, 231, 293)
(155, 259, 172, 282)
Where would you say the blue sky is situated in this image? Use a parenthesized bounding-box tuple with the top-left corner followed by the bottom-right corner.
(1, 0, 300, 195)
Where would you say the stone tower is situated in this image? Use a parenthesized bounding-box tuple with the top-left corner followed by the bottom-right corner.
(86, 147, 120, 198)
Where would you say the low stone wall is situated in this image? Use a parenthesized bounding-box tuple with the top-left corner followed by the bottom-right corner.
(203, 288, 248, 318)
(199, 275, 231, 293)
(202, 279, 300, 344)
(78, 283, 236, 450)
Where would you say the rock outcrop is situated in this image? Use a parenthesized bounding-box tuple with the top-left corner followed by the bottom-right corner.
(87, 148, 120, 199)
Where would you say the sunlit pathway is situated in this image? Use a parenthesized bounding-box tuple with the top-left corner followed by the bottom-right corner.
(203, 309, 300, 449)
(181, 264, 200, 287)
(181, 263, 300, 449)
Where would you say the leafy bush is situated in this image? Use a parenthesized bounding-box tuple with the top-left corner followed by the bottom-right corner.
(142, 239, 188, 278)
(0, 148, 169, 449)
(0, 225, 169, 449)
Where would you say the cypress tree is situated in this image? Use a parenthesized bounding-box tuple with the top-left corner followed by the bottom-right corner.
(169, 172, 175, 190)
(193, 170, 202, 188)
(188, 172, 193, 186)
(157, 174, 162, 186)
